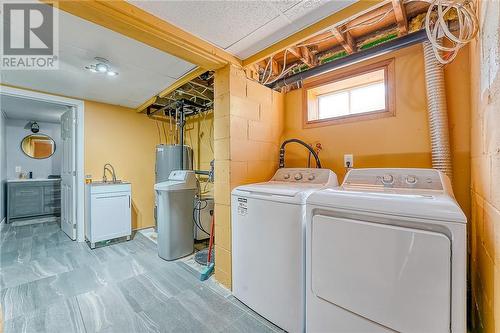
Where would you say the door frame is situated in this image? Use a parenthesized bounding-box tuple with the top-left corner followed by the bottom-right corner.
(0, 85, 85, 242)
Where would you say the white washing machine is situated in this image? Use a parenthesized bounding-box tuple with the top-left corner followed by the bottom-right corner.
(232, 168, 338, 333)
(306, 168, 467, 333)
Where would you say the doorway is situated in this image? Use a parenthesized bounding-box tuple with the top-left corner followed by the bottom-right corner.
(0, 86, 85, 242)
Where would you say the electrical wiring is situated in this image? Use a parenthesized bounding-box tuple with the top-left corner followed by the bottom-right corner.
(264, 50, 294, 85)
(200, 109, 214, 154)
(260, 54, 275, 84)
(155, 121, 162, 144)
(162, 122, 168, 144)
(342, 8, 394, 33)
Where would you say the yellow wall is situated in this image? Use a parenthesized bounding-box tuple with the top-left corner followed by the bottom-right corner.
(282, 43, 471, 217)
(469, 1, 500, 332)
(213, 65, 285, 288)
(84, 100, 159, 230)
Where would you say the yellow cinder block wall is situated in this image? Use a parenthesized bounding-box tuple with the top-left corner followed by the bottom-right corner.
(84, 100, 158, 230)
(213, 65, 284, 288)
(469, 1, 500, 332)
(282, 43, 471, 217)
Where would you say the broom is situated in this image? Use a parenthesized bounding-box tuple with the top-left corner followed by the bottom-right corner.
(200, 211, 215, 281)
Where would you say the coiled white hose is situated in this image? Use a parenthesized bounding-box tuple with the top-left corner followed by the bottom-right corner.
(423, 0, 479, 64)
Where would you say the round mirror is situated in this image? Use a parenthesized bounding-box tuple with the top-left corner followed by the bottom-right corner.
(21, 134, 56, 159)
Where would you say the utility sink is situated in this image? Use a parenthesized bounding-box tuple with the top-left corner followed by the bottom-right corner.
(91, 180, 129, 186)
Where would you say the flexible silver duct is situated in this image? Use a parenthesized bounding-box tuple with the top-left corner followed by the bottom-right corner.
(422, 40, 453, 180)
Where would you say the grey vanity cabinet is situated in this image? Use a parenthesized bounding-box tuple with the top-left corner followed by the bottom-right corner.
(6, 180, 61, 223)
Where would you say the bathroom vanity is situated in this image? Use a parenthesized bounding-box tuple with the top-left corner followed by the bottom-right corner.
(6, 179, 61, 223)
(85, 182, 132, 249)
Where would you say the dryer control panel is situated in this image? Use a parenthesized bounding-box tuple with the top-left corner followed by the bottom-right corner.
(342, 168, 445, 191)
(271, 168, 337, 185)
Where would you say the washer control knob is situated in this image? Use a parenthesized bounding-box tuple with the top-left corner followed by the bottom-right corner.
(283, 174, 290, 180)
(294, 173, 303, 181)
(308, 174, 315, 181)
(381, 174, 394, 184)
(406, 175, 417, 185)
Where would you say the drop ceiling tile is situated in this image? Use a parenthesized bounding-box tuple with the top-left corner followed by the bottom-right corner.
(129, 0, 279, 49)
(283, 0, 356, 22)
(268, 0, 302, 13)
(225, 15, 291, 59)
(59, 10, 195, 80)
(1, 7, 195, 108)
(226, 0, 357, 58)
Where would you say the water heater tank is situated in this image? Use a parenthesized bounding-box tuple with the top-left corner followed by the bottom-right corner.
(155, 144, 193, 183)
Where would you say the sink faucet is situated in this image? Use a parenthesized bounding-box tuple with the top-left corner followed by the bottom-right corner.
(102, 163, 116, 183)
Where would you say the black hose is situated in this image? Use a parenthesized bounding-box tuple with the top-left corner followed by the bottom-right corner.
(193, 199, 210, 236)
(279, 138, 322, 169)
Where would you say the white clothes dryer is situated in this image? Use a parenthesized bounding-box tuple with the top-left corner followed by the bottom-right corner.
(306, 168, 466, 333)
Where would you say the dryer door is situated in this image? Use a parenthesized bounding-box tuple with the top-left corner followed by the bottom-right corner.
(311, 215, 451, 333)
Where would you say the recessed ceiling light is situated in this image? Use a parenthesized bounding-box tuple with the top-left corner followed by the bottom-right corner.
(85, 57, 118, 77)
(96, 63, 108, 72)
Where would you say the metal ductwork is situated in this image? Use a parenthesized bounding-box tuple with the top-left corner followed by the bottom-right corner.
(423, 40, 453, 180)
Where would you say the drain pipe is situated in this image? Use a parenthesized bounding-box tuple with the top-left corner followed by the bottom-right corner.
(423, 40, 453, 180)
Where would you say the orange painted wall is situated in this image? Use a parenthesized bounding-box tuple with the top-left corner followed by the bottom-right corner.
(84, 100, 158, 230)
(282, 43, 471, 216)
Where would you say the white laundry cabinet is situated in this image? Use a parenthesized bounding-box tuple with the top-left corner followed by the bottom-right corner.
(85, 182, 131, 248)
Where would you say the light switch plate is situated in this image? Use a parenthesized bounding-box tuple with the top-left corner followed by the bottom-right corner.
(15, 166, 21, 173)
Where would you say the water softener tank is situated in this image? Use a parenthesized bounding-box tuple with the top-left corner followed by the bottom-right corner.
(154, 170, 196, 261)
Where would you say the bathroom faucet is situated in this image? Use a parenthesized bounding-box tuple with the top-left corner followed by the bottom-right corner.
(102, 163, 117, 183)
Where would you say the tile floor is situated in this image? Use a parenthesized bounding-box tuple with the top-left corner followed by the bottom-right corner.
(0, 218, 283, 333)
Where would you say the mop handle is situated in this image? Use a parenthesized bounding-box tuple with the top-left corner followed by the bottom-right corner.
(207, 212, 215, 264)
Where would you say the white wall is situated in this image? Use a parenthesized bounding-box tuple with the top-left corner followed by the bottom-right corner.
(5, 119, 61, 179)
(0, 112, 7, 222)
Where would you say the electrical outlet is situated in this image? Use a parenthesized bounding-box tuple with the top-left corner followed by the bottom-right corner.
(344, 154, 354, 168)
(15, 166, 21, 173)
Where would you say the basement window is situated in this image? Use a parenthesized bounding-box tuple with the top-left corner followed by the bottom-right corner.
(303, 59, 395, 127)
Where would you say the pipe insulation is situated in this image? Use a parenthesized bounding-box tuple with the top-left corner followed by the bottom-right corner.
(423, 40, 453, 179)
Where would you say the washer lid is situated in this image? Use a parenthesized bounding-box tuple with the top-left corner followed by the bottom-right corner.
(232, 168, 339, 204)
(232, 182, 326, 204)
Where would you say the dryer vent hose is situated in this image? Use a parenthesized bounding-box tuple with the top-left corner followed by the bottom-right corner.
(423, 40, 453, 180)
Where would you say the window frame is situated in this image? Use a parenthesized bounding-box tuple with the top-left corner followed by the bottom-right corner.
(302, 58, 395, 128)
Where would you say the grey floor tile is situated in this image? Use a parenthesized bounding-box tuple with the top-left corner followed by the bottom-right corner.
(0, 244, 33, 267)
(220, 312, 278, 333)
(1, 217, 270, 333)
(48, 265, 107, 298)
(77, 285, 157, 333)
(0, 256, 72, 289)
(94, 256, 147, 284)
(92, 244, 129, 263)
(117, 273, 180, 313)
(3, 297, 85, 333)
(140, 297, 212, 333)
(175, 286, 246, 332)
(1, 237, 31, 254)
(1, 275, 65, 321)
